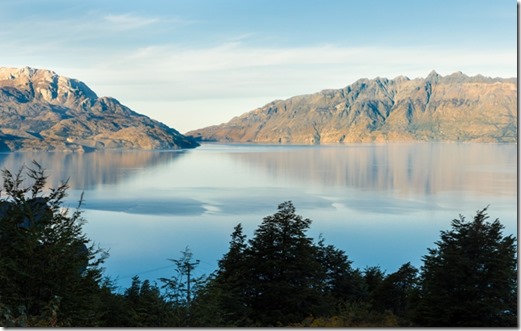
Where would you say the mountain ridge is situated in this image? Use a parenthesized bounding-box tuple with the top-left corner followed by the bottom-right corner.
(0, 66, 199, 152)
(186, 71, 517, 144)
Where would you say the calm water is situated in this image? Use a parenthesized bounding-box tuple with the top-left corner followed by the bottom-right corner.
(0, 143, 517, 291)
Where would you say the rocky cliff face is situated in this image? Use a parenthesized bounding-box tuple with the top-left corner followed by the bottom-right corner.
(0, 67, 199, 152)
(186, 71, 517, 144)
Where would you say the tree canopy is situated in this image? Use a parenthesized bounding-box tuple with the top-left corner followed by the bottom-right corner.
(206, 201, 370, 326)
(0, 162, 107, 326)
(412, 207, 517, 326)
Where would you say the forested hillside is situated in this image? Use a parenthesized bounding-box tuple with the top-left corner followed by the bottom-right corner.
(0, 164, 517, 327)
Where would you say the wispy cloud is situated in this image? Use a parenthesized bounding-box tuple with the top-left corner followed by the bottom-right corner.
(0, 1, 515, 132)
(94, 42, 516, 95)
(0, 10, 173, 51)
(103, 13, 160, 30)
(124, 42, 515, 74)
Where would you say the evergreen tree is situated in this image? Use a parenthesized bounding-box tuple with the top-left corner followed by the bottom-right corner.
(370, 262, 418, 323)
(217, 223, 247, 280)
(208, 201, 384, 326)
(0, 162, 107, 326)
(210, 201, 329, 326)
(363, 266, 385, 295)
(97, 278, 135, 327)
(210, 223, 252, 326)
(413, 207, 517, 327)
(244, 201, 325, 325)
(315, 236, 366, 305)
(188, 273, 228, 326)
(121, 276, 174, 326)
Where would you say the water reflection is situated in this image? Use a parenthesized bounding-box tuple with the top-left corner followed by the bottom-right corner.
(83, 196, 206, 216)
(0, 150, 189, 190)
(0, 143, 515, 290)
(226, 143, 516, 197)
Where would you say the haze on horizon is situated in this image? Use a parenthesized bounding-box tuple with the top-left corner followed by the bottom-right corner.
(0, 0, 516, 133)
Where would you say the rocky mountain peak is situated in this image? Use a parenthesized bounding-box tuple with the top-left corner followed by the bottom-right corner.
(0, 67, 198, 152)
(187, 71, 517, 144)
(0, 67, 98, 107)
(425, 70, 441, 84)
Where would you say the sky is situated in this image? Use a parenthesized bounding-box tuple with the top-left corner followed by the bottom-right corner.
(0, 0, 517, 133)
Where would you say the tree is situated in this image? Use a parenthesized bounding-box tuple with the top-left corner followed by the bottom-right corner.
(363, 266, 385, 296)
(0, 162, 107, 326)
(413, 207, 517, 326)
(160, 246, 207, 326)
(119, 276, 174, 326)
(217, 223, 247, 281)
(208, 201, 332, 326)
(209, 223, 252, 326)
(315, 236, 366, 306)
(96, 278, 135, 327)
(207, 201, 383, 326)
(370, 262, 419, 323)
(244, 201, 325, 325)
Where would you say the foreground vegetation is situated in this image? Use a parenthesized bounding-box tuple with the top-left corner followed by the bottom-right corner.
(0, 163, 517, 327)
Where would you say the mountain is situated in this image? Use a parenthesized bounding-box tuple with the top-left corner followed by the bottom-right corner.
(186, 71, 517, 144)
(0, 67, 199, 152)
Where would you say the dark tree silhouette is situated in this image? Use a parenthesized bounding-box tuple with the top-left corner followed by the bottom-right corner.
(370, 262, 419, 321)
(160, 246, 207, 326)
(413, 207, 517, 327)
(0, 161, 107, 326)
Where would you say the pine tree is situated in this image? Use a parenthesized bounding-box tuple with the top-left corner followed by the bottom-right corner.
(363, 266, 385, 298)
(315, 236, 366, 306)
(0, 162, 107, 326)
(237, 201, 324, 325)
(370, 262, 418, 323)
(121, 276, 174, 326)
(413, 207, 517, 326)
(211, 223, 252, 325)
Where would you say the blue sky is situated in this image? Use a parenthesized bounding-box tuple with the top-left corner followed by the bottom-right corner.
(0, 0, 517, 132)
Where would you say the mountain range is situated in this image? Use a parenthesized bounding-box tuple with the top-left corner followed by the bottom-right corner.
(0, 67, 198, 152)
(0, 68, 516, 152)
(186, 71, 517, 144)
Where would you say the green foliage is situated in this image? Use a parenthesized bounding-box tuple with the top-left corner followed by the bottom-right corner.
(201, 202, 517, 327)
(160, 246, 208, 326)
(95, 276, 177, 327)
(160, 247, 205, 305)
(363, 265, 385, 294)
(370, 262, 419, 325)
(316, 235, 366, 305)
(243, 201, 325, 325)
(205, 223, 253, 326)
(208, 201, 366, 326)
(0, 162, 107, 326)
(413, 207, 517, 327)
(96, 278, 134, 327)
(125, 276, 175, 326)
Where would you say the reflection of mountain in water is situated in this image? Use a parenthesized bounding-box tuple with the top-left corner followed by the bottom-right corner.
(228, 143, 516, 197)
(0, 150, 188, 190)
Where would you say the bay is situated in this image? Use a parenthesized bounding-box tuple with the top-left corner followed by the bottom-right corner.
(0, 142, 516, 291)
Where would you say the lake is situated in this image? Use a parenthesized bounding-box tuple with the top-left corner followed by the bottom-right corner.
(0, 142, 516, 291)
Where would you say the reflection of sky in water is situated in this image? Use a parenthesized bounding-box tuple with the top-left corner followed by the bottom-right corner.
(0, 143, 516, 291)
(82, 197, 206, 216)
